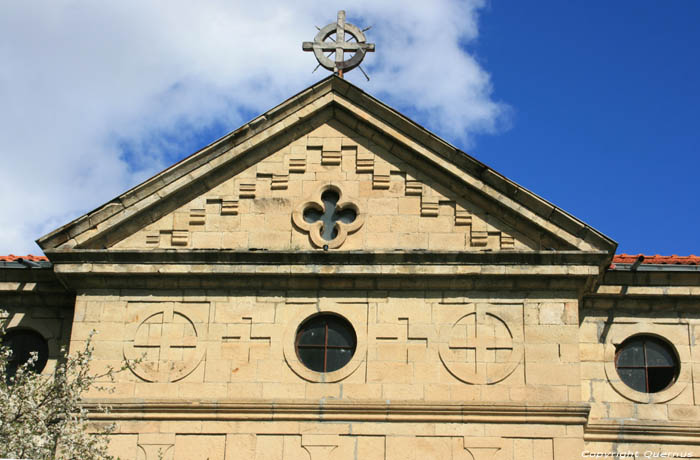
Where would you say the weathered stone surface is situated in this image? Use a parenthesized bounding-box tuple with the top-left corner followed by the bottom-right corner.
(6, 77, 698, 458)
(111, 121, 540, 253)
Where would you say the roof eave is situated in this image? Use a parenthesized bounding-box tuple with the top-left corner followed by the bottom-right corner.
(36, 77, 338, 250)
(37, 75, 617, 255)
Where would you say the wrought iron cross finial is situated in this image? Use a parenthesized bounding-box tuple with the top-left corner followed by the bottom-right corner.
(302, 10, 375, 78)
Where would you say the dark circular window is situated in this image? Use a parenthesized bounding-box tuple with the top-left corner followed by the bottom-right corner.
(2, 328, 49, 378)
(295, 314, 356, 373)
(615, 335, 679, 393)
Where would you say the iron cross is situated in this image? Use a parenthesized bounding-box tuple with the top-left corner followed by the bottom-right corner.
(302, 10, 375, 77)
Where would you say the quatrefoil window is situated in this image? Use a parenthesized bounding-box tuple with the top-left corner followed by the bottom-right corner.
(303, 190, 356, 240)
(293, 185, 364, 249)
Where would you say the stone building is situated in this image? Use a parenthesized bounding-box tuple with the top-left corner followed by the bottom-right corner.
(1, 76, 699, 459)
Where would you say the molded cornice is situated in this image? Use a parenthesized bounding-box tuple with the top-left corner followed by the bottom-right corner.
(83, 400, 591, 425)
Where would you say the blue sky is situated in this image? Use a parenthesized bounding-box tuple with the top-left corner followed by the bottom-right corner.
(470, 1, 700, 254)
(1, 1, 698, 255)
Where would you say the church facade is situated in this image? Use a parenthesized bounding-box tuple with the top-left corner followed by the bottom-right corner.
(1, 76, 699, 459)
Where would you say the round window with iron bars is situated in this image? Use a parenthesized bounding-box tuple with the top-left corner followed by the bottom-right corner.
(615, 334, 679, 393)
(295, 314, 357, 373)
(2, 328, 49, 380)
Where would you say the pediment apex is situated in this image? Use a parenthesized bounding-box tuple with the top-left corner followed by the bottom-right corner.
(37, 76, 616, 256)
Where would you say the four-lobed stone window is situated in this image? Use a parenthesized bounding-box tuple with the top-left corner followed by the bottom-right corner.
(302, 189, 357, 242)
(292, 184, 364, 249)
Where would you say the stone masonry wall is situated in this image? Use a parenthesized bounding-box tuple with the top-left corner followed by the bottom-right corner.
(75, 284, 585, 460)
(112, 121, 536, 252)
(75, 287, 580, 403)
(0, 269, 73, 375)
(580, 297, 700, 422)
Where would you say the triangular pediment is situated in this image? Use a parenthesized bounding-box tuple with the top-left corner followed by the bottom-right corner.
(37, 76, 616, 256)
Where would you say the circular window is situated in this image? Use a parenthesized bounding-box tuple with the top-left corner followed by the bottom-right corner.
(295, 314, 356, 373)
(615, 335, 679, 393)
(2, 328, 49, 378)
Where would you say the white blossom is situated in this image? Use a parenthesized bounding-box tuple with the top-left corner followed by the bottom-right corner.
(0, 320, 123, 460)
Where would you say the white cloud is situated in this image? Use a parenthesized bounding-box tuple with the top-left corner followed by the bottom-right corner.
(0, 0, 508, 255)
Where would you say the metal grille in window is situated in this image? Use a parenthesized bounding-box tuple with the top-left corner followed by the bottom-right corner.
(615, 335, 679, 393)
(2, 328, 49, 379)
(295, 314, 356, 373)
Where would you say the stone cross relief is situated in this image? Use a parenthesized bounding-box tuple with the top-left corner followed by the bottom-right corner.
(375, 317, 429, 363)
(221, 317, 271, 362)
(447, 312, 515, 372)
(439, 305, 524, 385)
(127, 304, 204, 383)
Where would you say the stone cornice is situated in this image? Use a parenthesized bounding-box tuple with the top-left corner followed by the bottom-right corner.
(585, 422, 700, 445)
(45, 249, 610, 267)
(53, 263, 599, 278)
(586, 268, 700, 298)
(592, 284, 700, 297)
(44, 250, 608, 291)
(585, 269, 700, 299)
(83, 400, 591, 425)
(37, 78, 337, 250)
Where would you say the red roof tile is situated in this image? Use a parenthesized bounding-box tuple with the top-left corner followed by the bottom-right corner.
(612, 254, 700, 265)
(0, 254, 49, 262)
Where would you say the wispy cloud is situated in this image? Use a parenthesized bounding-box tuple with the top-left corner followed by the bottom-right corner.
(0, 0, 508, 254)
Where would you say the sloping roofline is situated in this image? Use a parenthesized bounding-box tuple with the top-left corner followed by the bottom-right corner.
(37, 75, 616, 254)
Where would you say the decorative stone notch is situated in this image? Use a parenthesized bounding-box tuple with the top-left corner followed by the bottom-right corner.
(292, 184, 364, 249)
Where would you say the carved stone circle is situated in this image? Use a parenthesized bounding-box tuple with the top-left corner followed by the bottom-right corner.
(123, 305, 205, 383)
(439, 305, 523, 385)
